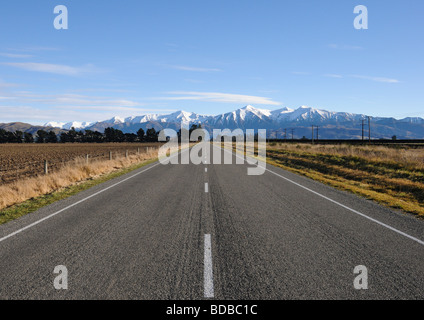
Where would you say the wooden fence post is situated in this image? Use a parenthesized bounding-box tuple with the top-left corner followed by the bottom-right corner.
(44, 160, 48, 175)
(109, 151, 112, 160)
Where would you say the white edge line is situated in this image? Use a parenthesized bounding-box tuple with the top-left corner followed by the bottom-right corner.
(215, 144, 424, 246)
(204, 234, 214, 298)
(0, 161, 161, 244)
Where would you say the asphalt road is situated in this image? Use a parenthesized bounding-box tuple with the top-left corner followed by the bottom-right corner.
(0, 145, 422, 300)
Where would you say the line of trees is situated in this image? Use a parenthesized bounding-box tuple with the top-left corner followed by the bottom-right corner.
(0, 127, 160, 144)
(0, 129, 35, 143)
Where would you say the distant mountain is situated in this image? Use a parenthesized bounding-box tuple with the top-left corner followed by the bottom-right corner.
(398, 117, 424, 124)
(44, 121, 93, 130)
(0, 122, 65, 135)
(6, 106, 424, 139)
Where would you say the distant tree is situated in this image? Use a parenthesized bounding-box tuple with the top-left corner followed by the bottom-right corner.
(0, 128, 7, 143)
(104, 127, 124, 142)
(0, 129, 14, 143)
(136, 128, 145, 142)
(124, 133, 137, 142)
(24, 132, 34, 143)
(392, 135, 397, 141)
(81, 130, 94, 143)
(60, 131, 70, 143)
(60, 128, 78, 143)
(36, 130, 49, 143)
(46, 131, 58, 143)
(14, 131, 24, 143)
(92, 131, 104, 143)
(145, 128, 158, 142)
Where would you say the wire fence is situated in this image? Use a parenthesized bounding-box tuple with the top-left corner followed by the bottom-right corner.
(0, 146, 158, 184)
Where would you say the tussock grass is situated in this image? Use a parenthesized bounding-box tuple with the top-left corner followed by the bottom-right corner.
(0, 150, 158, 212)
(266, 143, 424, 217)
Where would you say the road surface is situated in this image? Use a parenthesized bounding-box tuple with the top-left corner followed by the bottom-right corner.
(0, 145, 422, 300)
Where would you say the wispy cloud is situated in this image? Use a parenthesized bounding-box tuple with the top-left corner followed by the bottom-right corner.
(167, 65, 222, 72)
(6, 46, 60, 52)
(0, 53, 33, 58)
(351, 75, 400, 83)
(0, 105, 176, 124)
(0, 79, 19, 88)
(324, 74, 343, 78)
(328, 44, 364, 50)
(158, 91, 281, 105)
(2, 62, 98, 76)
(322, 73, 399, 83)
(3, 92, 143, 107)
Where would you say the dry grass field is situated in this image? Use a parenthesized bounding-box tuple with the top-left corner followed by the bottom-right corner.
(0, 143, 161, 184)
(266, 143, 424, 217)
(0, 143, 161, 212)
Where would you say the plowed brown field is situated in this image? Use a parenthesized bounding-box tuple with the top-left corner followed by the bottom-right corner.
(0, 143, 161, 184)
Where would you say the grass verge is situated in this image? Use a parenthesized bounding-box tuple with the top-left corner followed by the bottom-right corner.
(265, 143, 424, 217)
(0, 157, 158, 225)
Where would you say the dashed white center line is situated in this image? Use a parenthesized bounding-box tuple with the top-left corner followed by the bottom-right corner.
(204, 234, 214, 298)
(205, 182, 209, 193)
(205, 168, 208, 173)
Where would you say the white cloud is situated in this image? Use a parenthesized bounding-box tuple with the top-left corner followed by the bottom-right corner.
(0, 53, 33, 58)
(0, 105, 178, 124)
(324, 74, 343, 78)
(351, 75, 400, 83)
(2, 62, 97, 76)
(6, 46, 60, 52)
(159, 91, 281, 105)
(2, 92, 144, 108)
(0, 80, 19, 88)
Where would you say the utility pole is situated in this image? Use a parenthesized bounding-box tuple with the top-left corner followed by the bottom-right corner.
(361, 119, 365, 141)
(291, 129, 294, 141)
(368, 116, 371, 142)
(312, 125, 314, 144)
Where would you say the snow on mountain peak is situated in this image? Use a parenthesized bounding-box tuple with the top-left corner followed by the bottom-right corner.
(42, 105, 422, 135)
(44, 121, 93, 130)
(45, 121, 65, 128)
(108, 116, 125, 124)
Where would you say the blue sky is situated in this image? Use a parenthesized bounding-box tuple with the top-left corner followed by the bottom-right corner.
(0, 0, 423, 124)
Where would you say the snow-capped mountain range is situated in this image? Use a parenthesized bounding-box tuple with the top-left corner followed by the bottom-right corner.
(43, 105, 424, 139)
(44, 121, 95, 130)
